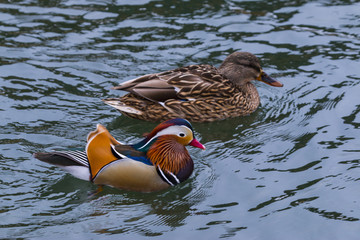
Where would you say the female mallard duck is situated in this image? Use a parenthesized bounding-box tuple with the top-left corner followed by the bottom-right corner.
(34, 118, 205, 192)
(103, 52, 283, 122)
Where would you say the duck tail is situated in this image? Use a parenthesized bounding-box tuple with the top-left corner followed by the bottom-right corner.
(33, 151, 89, 167)
(33, 125, 124, 182)
(33, 151, 91, 181)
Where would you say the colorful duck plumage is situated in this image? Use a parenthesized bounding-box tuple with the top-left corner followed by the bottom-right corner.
(103, 52, 283, 122)
(34, 118, 205, 192)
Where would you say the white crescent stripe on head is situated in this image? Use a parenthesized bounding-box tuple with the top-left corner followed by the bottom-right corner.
(138, 125, 193, 150)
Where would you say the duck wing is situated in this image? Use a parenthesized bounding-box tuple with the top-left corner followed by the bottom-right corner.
(112, 144, 152, 166)
(112, 65, 235, 102)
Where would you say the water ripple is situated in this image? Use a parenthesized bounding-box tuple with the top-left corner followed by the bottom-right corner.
(1, 0, 360, 239)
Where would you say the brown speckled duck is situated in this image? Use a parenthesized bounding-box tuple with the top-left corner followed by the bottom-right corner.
(103, 52, 283, 122)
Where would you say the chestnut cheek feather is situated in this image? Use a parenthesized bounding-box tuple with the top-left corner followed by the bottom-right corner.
(148, 139, 191, 174)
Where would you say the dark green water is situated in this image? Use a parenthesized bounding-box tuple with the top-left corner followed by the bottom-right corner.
(1, 0, 360, 239)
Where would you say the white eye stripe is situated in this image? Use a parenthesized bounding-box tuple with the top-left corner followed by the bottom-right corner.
(138, 125, 192, 150)
(155, 125, 192, 137)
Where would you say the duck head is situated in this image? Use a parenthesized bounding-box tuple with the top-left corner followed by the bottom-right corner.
(219, 52, 283, 88)
(133, 118, 205, 174)
(134, 118, 205, 151)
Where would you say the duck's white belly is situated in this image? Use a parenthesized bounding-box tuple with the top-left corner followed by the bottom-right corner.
(93, 158, 169, 192)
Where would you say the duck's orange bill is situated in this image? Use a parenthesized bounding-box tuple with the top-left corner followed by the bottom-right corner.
(257, 70, 283, 87)
(189, 139, 206, 150)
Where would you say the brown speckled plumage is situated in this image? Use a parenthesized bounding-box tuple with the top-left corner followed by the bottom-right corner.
(103, 52, 283, 122)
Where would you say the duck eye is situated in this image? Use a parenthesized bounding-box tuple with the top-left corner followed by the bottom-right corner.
(179, 133, 186, 137)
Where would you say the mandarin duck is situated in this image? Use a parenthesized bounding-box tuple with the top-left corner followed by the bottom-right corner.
(34, 118, 205, 192)
(103, 52, 283, 122)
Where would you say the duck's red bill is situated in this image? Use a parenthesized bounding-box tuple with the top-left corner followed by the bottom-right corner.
(189, 139, 206, 150)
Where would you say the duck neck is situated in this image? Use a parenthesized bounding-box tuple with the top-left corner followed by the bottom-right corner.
(132, 137, 156, 152)
(237, 82, 260, 110)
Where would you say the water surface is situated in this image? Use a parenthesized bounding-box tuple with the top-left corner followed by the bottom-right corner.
(1, 0, 360, 239)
